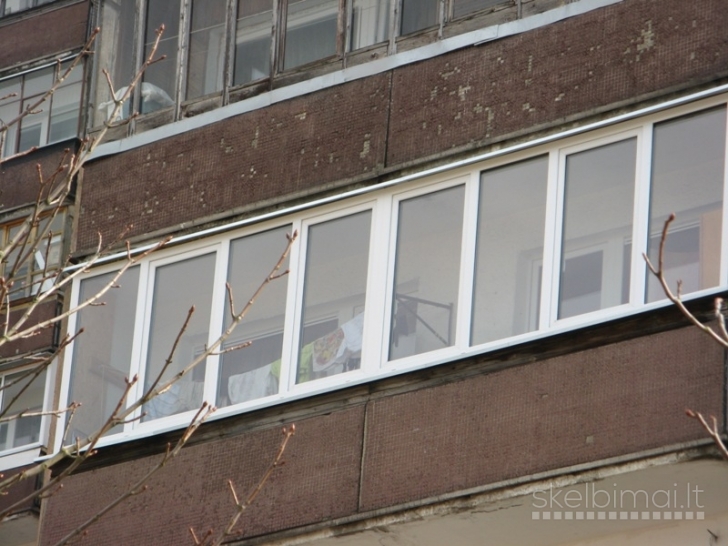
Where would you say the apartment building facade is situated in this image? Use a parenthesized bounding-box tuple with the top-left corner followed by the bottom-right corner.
(0, 0, 727, 544)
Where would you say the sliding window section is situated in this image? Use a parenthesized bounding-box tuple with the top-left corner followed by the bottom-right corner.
(284, 0, 339, 70)
(186, 0, 228, 100)
(646, 107, 727, 302)
(142, 253, 216, 422)
(296, 211, 372, 384)
(472, 156, 548, 345)
(390, 184, 465, 360)
(67, 268, 140, 439)
(141, 0, 180, 114)
(234, 0, 274, 86)
(218, 226, 292, 407)
(351, 0, 390, 50)
(558, 138, 637, 319)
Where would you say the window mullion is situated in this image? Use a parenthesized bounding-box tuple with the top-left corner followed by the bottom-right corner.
(388, 0, 399, 55)
(630, 123, 652, 306)
(222, 0, 237, 104)
(174, 0, 191, 119)
(720, 106, 728, 286)
(277, 218, 303, 395)
(204, 243, 228, 407)
(540, 148, 561, 330)
(273, 0, 285, 76)
(455, 170, 480, 349)
(126, 260, 152, 431)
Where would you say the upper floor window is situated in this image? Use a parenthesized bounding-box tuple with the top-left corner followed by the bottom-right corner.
(0, 367, 46, 453)
(0, 61, 83, 158)
(93, 0, 515, 126)
(0, 0, 54, 17)
(63, 98, 728, 444)
(0, 212, 65, 301)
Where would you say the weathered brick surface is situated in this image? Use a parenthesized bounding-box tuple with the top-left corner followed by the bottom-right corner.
(0, 2, 88, 70)
(77, 74, 390, 250)
(0, 142, 77, 211)
(39, 406, 365, 546)
(0, 300, 57, 359)
(359, 325, 724, 511)
(0, 465, 38, 515)
(387, 0, 728, 166)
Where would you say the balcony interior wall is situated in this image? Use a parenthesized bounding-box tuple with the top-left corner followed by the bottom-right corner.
(75, 0, 728, 253)
(38, 322, 725, 545)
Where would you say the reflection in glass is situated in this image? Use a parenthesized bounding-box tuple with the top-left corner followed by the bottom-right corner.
(559, 138, 636, 319)
(141, 0, 179, 114)
(297, 212, 371, 384)
(285, 0, 338, 70)
(351, 0, 389, 50)
(401, 0, 438, 35)
(0, 369, 45, 451)
(187, 0, 227, 100)
(646, 107, 726, 302)
(143, 254, 215, 421)
(218, 226, 291, 406)
(235, 0, 273, 86)
(67, 268, 139, 439)
(472, 156, 548, 344)
(390, 186, 464, 360)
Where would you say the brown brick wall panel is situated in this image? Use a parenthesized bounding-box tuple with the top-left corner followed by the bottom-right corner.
(39, 406, 364, 546)
(387, 0, 728, 166)
(77, 74, 390, 251)
(0, 300, 57, 359)
(359, 325, 724, 512)
(0, 465, 38, 515)
(0, 2, 88, 69)
(0, 143, 77, 211)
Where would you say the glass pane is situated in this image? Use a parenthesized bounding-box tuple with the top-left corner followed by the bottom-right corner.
(401, 0, 439, 35)
(646, 107, 726, 302)
(142, 0, 180, 114)
(5, 224, 30, 299)
(453, 0, 506, 18)
(472, 156, 548, 345)
(23, 66, 53, 97)
(18, 97, 48, 151)
(0, 88, 20, 157)
(218, 226, 291, 406)
(48, 81, 81, 143)
(187, 0, 227, 100)
(297, 212, 371, 384)
(0, 369, 45, 451)
(66, 268, 140, 440)
(59, 60, 83, 85)
(559, 138, 637, 319)
(94, 0, 136, 124)
(351, 0, 389, 50)
(234, 0, 273, 86)
(143, 253, 215, 421)
(284, 0, 338, 70)
(390, 186, 464, 360)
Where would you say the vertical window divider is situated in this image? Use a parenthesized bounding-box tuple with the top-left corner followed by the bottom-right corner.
(359, 197, 389, 374)
(388, 0, 399, 55)
(541, 148, 562, 329)
(203, 242, 229, 407)
(630, 123, 652, 306)
(174, 0, 191, 120)
(129, 0, 147, 134)
(456, 170, 480, 349)
(720, 106, 728, 286)
(277, 218, 303, 395)
(57, 274, 83, 447)
(273, 0, 286, 76)
(222, 0, 237, 105)
(381, 190, 400, 365)
(128, 259, 153, 428)
(437, 0, 446, 39)
(344, 0, 354, 62)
